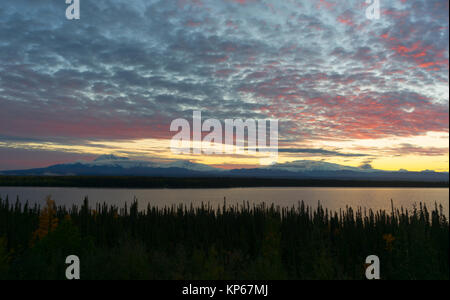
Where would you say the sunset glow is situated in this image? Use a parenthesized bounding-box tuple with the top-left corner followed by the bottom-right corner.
(0, 0, 448, 172)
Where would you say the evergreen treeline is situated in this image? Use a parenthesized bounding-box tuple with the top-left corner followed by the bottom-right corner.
(0, 175, 448, 188)
(0, 196, 448, 280)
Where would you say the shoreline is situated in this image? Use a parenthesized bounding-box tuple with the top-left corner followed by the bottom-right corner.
(0, 176, 448, 189)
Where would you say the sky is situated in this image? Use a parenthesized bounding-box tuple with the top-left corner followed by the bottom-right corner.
(0, 0, 448, 172)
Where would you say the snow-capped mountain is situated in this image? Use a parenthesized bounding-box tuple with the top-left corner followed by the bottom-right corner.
(0, 155, 222, 176)
(0, 155, 448, 182)
(94, 154, 131, 162)
(88, 155, 220, 172)
(261, 160, 374, 172)
(87, 155, 159, 168)
(163, 160, 221, 172)
(228, 160, 448, 182)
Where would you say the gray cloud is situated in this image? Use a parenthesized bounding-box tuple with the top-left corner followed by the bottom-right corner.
(0, 0, 448, 155)
(277, 148, 369, 157)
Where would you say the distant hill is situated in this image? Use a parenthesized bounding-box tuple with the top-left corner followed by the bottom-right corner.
(0, 155, 448, 182)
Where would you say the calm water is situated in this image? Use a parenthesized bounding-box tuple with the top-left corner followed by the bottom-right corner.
(0, 187, 448, 215)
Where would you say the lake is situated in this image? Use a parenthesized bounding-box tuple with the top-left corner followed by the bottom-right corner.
(0, 186, 448, 215)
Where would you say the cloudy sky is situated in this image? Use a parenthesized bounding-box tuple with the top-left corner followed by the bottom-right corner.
(0, 0, 448, 171)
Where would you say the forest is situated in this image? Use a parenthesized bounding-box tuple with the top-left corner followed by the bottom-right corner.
(0, 175, 448, 188)
(0, 195, 448, 280)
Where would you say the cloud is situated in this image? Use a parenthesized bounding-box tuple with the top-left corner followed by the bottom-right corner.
(0, 0, 448, 170)
(385, 144, 450, 157)
(359, 163, 373, 170)
(277, 148, 369, 157)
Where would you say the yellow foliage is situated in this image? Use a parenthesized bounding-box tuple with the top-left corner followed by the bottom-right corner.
(32, 196, 59, 244)
(383, 233, 395, 251)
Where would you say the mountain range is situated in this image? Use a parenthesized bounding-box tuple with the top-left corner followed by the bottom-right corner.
(0, 154, 448, 182)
